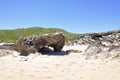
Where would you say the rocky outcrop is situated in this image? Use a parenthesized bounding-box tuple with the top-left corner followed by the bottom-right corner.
(84, 44, 120, 59)
(34, 32, 65, 52)
(70, 30, 120, 59)
(16, 32, 65, 55)
(71, 30, 120, 46)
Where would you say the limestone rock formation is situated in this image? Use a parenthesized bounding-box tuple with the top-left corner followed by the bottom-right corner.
(71, 30, 120, 46)
(34, 32, 65, 52)
(84, 44, 120, 59)
(16, 32, 65, 55)
(70, 30, 120, 59)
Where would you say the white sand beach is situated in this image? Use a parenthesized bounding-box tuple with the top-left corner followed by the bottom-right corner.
(0, 45, 120, 80)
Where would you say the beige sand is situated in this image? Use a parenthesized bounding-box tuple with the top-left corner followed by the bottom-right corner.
(0, 45, 120, 80)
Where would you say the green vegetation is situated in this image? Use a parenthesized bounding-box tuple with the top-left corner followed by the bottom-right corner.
(0, 27, 81, 42)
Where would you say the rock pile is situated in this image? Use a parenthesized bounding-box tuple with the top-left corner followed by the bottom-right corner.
(71, 30, 120, 46)
(71, 30, 120, 59)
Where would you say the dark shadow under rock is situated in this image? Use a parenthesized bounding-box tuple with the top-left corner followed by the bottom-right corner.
(39, 47, 69, 56)
(19, 50, 29, 56)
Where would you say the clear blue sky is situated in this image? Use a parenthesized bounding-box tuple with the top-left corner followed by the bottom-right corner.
(0, 0, 120, 33)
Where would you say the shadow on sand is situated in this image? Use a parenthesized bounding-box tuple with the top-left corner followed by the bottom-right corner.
(39, 47, 69, 56)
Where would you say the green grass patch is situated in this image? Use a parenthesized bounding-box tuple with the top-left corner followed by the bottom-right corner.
(0, 27, 81, 42)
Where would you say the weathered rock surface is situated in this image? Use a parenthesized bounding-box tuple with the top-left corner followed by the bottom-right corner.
(16, 32, 65, 55)
(14, 30, 120, 59)
(70, 30, 120, 59)
(84, 44, 120, 59)
(71, 30, 120, 46)
(34, 32, 65, 51)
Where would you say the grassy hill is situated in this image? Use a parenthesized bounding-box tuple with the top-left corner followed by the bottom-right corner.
(0, 27, 81, 42)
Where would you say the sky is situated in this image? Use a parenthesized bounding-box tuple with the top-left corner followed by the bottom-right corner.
(0, 0, 120, 33)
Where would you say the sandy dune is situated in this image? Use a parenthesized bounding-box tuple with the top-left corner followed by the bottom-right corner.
(0, 45, 120, 80)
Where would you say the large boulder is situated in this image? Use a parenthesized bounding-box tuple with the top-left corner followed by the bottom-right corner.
(34, 32, 65, 51)
(16, 32, 65, 55)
